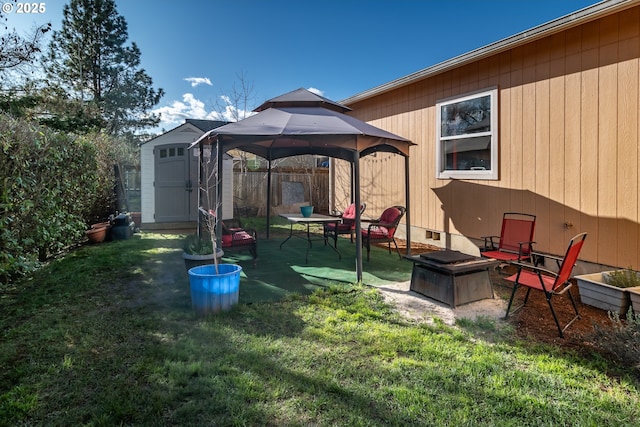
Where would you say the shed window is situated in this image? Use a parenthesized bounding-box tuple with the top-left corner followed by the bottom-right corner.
(158, 146, 185, 159)
(436, 88, 498, 180)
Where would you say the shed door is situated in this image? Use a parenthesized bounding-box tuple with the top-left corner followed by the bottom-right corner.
(154, 144, 198, 222)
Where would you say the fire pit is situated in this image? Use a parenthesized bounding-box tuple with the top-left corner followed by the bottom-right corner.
(405, 250, 499, 308)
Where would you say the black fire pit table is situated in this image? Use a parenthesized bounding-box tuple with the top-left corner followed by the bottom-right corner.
(404, 250, 499, 308)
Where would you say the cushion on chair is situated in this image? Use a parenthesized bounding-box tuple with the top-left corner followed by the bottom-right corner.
(379, 207, 401, 234)
(221, 231, 255, 248)
(326, 204, 360, 234)
(364, 228, 390, 239)
(380, 207, 400, 222)
(233, 231, 255, 245)
(342, 203, 357, 220)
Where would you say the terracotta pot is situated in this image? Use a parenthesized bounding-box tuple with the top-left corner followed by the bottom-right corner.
(86, 227, 107, 243)
(130, 212, 141, 228)
(91, 222, 111, 229)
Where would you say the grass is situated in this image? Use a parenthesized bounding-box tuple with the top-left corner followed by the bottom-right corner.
(1, 231, 639, 426)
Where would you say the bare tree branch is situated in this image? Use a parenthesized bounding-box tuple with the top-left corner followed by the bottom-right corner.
(0, 2, 51, 75)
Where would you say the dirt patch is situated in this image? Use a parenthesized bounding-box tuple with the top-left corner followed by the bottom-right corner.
(376, 280, 507, 326)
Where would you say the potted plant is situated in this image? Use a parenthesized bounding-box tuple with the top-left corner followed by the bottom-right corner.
(609, 269, 640, 314)
(576, 268, 640, 315)
(182, 233, 224, 271)
(186, 142, 243, 315)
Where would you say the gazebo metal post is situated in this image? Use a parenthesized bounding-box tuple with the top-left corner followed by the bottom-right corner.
(266, 159, 272, 239)
(405, 155, 411, 256)
(353, 151, 363, 283)
(350, 162, 355, 203)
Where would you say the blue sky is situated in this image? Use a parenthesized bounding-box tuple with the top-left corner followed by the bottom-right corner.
(6, 0, 601, 133)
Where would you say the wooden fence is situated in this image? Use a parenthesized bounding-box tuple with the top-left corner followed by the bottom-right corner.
(233, 169, 329, 216)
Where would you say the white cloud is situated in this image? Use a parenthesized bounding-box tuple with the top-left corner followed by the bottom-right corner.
(152, 93, 223, 129)
(216, 95, 255, 122)
(307, 87, 324, 96)
(184, 77, 213, 87)
(152, 91, 260, 131)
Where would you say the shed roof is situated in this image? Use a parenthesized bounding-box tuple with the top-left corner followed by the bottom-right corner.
(140, 119, 228, 146)
(185, 119, 228, 132)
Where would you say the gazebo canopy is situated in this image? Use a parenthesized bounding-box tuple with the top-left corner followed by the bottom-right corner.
(194, 88, 414, 160)
(253, 87, 352, 113)
(191, 88, 414, 282)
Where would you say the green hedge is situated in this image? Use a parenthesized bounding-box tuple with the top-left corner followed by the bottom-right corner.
(0, 114, 115, 283)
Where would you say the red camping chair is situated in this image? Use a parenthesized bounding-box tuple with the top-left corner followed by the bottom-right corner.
(361, 206, 406, 261)
(481, 212, 536, 263)
(323, 203, 366, 247)
(504, 232, 587, 338)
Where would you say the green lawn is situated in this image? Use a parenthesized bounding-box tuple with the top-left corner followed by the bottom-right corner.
(1, 231, 638, 426)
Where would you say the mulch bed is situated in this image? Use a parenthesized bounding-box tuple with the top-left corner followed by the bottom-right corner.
(490, 267, 612, 350)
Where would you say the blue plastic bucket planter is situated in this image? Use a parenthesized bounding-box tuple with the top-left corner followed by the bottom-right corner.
(188, 264, 242, 315)
(300, 205, 314, 217)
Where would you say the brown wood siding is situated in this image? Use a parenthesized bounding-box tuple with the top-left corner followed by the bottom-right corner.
(338, 5, 640, 269)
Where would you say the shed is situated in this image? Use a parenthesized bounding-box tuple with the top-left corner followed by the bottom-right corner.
(139, 119, 233, 227)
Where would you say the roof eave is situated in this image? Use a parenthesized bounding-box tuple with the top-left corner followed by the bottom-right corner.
(341, 0, 639, 106)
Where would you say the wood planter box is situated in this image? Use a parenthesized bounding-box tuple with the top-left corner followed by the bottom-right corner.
(629, 286, 640, 314)
(575, 272, 631, 315)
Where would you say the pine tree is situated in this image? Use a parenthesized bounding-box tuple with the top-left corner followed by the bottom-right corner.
(43, 0, 164, 134)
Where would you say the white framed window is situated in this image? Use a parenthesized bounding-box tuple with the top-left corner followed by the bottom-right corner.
(436, 87, 498, 180)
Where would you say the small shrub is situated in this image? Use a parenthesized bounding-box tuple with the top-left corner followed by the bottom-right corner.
(589, 310, 640, 373)
(604, 268, 640, 289)
(182, 234, 214, 255)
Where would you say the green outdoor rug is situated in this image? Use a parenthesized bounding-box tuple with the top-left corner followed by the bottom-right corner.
(219, 235, 415, 304)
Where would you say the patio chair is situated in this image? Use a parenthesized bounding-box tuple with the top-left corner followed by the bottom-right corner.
(203, 209, 258, 267)
(220, 218, 258, 266)
(481, 212, 536, 263)
(504, 232, 587, 338)
(323, 202, 366, 247)
(361, 205, 406, 261)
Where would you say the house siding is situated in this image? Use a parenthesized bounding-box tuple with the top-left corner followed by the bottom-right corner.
(338, 4, 640, 270)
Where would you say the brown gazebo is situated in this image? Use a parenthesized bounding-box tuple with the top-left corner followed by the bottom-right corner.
(191, 88, 415, 282)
